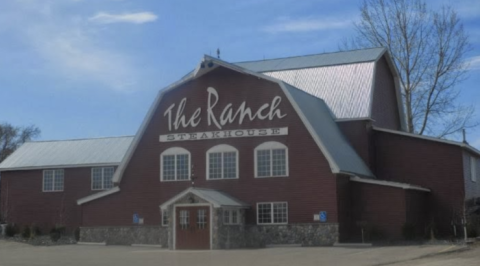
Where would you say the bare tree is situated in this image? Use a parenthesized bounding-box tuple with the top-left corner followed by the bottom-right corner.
(343, 0, 475, 138)
(0, 123, 40, 223)
(0, 123, 40, 162)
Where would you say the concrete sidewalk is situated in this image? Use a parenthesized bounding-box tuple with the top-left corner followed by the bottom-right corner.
(0, 240, 468, 266)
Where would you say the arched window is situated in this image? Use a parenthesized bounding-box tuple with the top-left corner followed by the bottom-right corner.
(206, 144, 239, 180)
(254, 141, 288, 178)
(160, 147, 191, 182)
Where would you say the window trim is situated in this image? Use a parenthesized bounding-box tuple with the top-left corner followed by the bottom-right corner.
(91, 166, 115, 191)
(206, 144, 239, 180)
(223, 209, 240, 225)
(471, 156, 477, 182)
(160, 147, 191, 182)
(256, 202, 288, 225)
(254, 141, 289, 178)
(162, 209, 169, 227)
(42, 169, 64, 192)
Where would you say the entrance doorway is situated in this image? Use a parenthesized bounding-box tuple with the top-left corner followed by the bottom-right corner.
(175, 206, 210, 249)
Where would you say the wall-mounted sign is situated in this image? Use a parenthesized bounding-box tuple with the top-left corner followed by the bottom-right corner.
(163, 87, 287, 131)
(160, 127, 288, 142)
(320, 211, 327, 222)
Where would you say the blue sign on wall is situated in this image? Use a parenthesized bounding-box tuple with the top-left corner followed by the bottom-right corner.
(320, 211, 327, 222)
(133, 213, 139, 224)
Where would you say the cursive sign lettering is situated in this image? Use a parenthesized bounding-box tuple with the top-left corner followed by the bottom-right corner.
(164, 87, 286, 131)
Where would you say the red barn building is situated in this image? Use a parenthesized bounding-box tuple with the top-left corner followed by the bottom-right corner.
(1, 48, 479, 249)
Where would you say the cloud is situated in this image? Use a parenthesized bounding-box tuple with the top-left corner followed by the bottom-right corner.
(0, 1, 150, 92)
(262, 17, 351, 33)
(467, 56, 480, 70)
(28, 25, 137, 91)
(89, 12, 157, 24)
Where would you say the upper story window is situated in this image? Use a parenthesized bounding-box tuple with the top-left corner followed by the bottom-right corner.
(43, 169, 64, 192)
(161, 147, 190, 181)
(257, 202, 288, 225)
(254, 141, 288, 178)
(92, 167, 114, 190)
(207, 144, 239, 180)
(471, 156, 477, 182)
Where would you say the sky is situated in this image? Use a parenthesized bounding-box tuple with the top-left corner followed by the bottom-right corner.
(1, 0, 479, 148)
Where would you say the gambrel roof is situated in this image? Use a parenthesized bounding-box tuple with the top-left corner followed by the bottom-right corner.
(78, 54, 375, 205)
(236, 47, 406, 129)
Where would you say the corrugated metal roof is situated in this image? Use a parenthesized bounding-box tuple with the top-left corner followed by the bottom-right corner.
(235, 47, 385, 72)
(283, 82, 374, 178)
(266, 63, 375, 118)
(0, 136, 134, 170)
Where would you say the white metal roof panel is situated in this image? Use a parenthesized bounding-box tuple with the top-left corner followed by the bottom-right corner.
(235, 47, 385, 72)
(266, 63, 375, 118)
(0, 136, 134, 170)
(283, 82, 374, 178)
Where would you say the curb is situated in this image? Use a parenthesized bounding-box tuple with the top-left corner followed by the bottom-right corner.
(266, 244, 302, 248)
(76, 242, 106, 246)
(334, 243, 372, 248)
(131, 244, 163, 248)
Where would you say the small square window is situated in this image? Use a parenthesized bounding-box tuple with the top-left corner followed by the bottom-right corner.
(223, 209, 240, 225)
(257, 202, 288, 225)
(43, 169, 64, 192)
(91, 167, 114, 190)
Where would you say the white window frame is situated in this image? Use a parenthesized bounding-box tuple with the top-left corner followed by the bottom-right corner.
(254, 141, 289, 178)
(91, 167, 115, 191)
(162, 209, 169, 227)
(160, 147, 191, 182)
(256, 202, 288, 225)
(206, 144, 239, 180)
(42, 169, 64, 192)
(471, 156, 477, 182)
(223, 209, 240, 225)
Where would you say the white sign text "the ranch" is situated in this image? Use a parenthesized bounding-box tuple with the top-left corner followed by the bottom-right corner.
(163, 87, 287, 131)
(159, 127, 288, 142)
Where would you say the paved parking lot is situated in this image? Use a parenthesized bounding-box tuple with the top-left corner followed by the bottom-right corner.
(0, 240, 472, 266)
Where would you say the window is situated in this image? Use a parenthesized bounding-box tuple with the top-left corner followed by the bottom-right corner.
(255, 142, 288, 177)
(160, 147, 191, 181)
(180, 210, 189, 230)
(197, 209, 207, 229)
(206, 145, 238, 180)
(43, 169, 64, 192)
(91, 167, 114, 190)
(162, 209, 169, 227)
(257, 202, 288, 224)
(223, 209, 240, 225)
(471, 156, 477, 182)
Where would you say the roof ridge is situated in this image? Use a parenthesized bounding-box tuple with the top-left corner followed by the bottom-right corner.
(234, 47, 385, 64)
(25, 135, 135, 143)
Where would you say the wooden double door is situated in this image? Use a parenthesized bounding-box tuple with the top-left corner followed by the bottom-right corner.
(176, 206, 210, 249)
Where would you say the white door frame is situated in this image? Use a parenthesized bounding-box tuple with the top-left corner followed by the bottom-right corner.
(172, 203, 213, 250)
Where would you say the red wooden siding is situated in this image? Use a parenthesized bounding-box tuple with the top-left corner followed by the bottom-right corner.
(82, 67, 340, 227)
(374, 130, 465, 236)
(0, 167, 102, 232)
(371, 57, 402, 130)
(351, 182, 406, 240)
